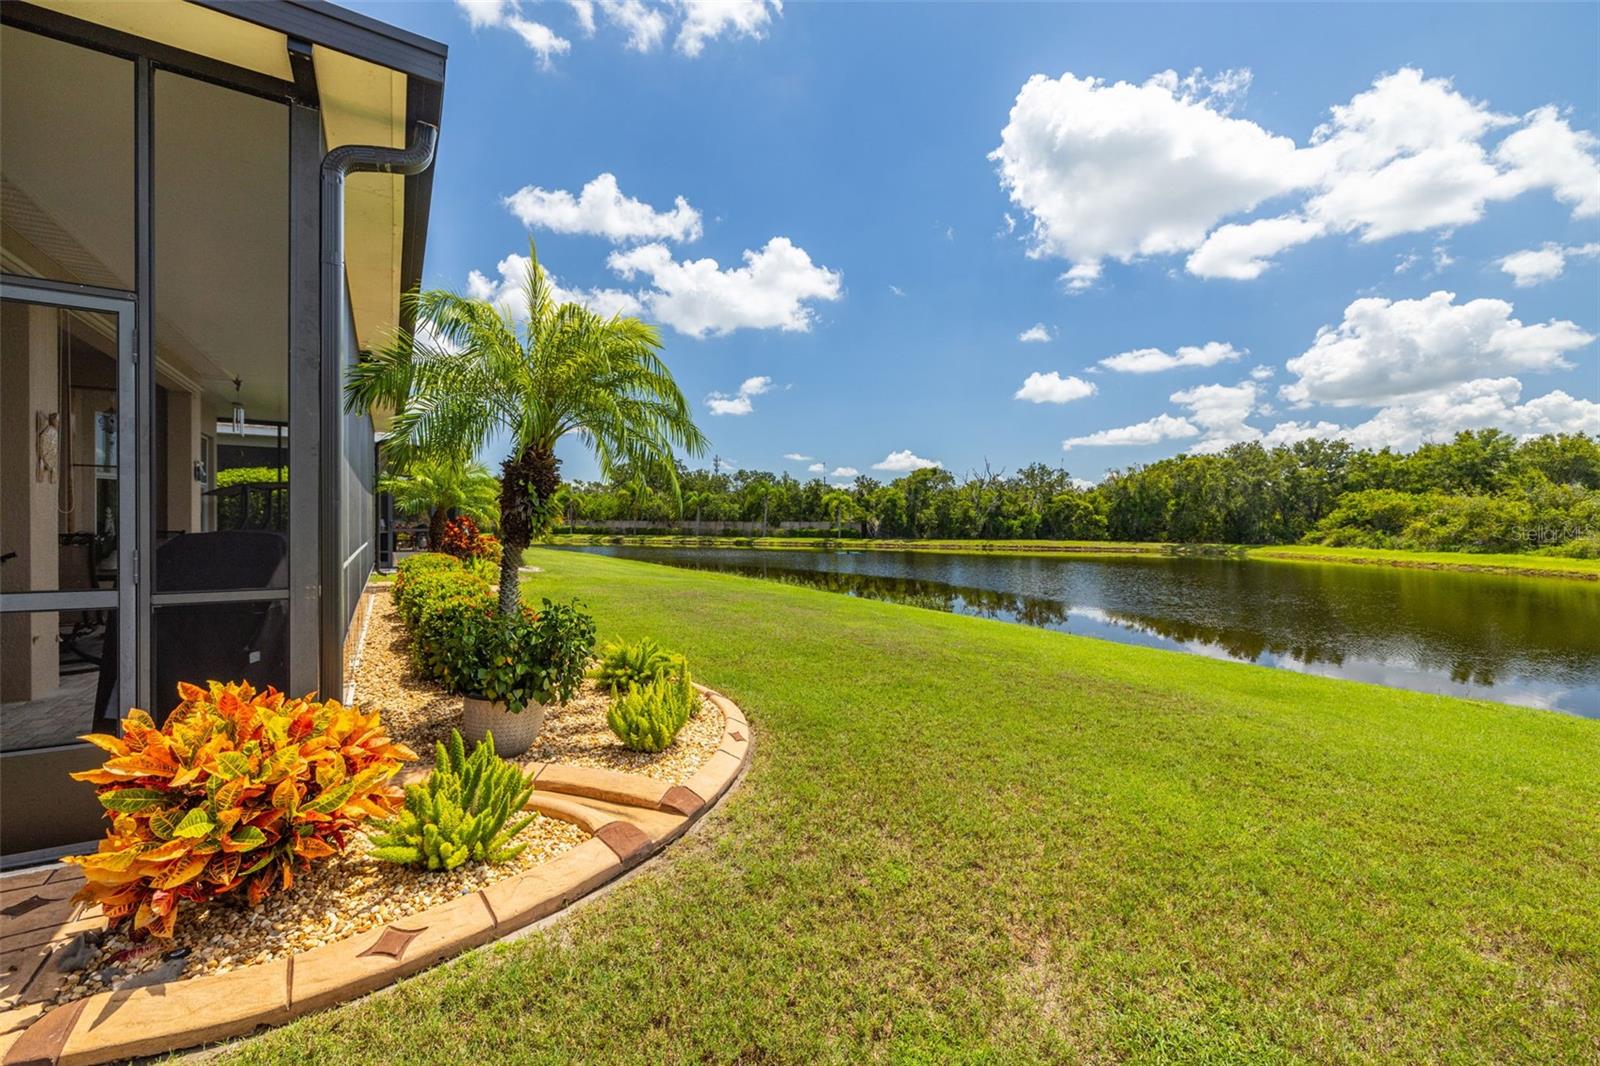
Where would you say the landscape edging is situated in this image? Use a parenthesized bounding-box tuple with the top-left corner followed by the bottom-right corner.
(0, 688, 752, 1066)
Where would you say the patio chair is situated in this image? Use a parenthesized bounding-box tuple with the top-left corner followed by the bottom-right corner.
(94, 530, 290, 725)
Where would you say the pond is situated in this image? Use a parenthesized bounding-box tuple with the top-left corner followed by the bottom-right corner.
(556, 544, 1600, 716)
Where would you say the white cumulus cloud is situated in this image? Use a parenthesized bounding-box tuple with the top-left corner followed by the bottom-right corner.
(1061, 262, 1102, 292)
(1282, 290, 1594, 407)
(567, 0, 596, 34)
(1098, 341, 1242, 374)
(458, 0, 518, 29)
(466, 252, 643, 321)
(598, 0, 667, 52)
(830, 466, 859, 478)
(1186, 216, 1325, 279)
(1018, 323, 1054, 343)
(1014, 371, 1096, 404)
(992, 68, 1308, 280)
(607, 237, 842, 338)
(1333, 378, 1600, 451)
(807, 462, 825, 473)
(1492, 106, 1600, 219)
(461, 0, 778, 61)
(1063, 413, 1200, 450)
(504, 173, 702, 243)
(455, 1, 571, 65)
(675, 0, 779, 57)
(994, 65, 1600, 282)
(705, 375, 772, 416)
(1170, 381, 1266, 453)
(1498, 242, 1600, 287)
(872, 450, 941, 472)
(783, 452, 812, 461)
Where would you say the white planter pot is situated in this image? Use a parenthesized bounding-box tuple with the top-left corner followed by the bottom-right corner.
(462, 695, 545, 757)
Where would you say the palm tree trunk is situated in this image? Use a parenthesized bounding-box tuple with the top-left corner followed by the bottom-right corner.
(428, 507, 447, 549)
(497, 443, 562, 616)
(497, 536, 522, 616)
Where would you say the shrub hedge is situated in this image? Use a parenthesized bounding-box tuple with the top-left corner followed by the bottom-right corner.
(391, 554, 594, 708)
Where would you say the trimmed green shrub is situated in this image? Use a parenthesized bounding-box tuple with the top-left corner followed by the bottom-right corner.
(391, 561, 593, 709)
(453, 609, 550, 712)
(413, 587, 495, 693)
(593, 636, 685, 694)
(526, 598, 596, 705)
(215, 465, 288, 488)
(392, 554, 496, 691)
(465, 556, 498, 585)
(396, 551, 460, 576)
(394, 556, 492, 632)
(606, 672, 697, 753)
(366, 730, 535, 871)
(438, 598, 595, 710)
(394, 553, 466, 617)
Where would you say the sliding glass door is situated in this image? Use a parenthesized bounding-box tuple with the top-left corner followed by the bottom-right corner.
(0, 283, 136, 860)
(0, 14, 310, 866)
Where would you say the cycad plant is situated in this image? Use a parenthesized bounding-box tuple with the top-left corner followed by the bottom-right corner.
(348, 240, 707, 615)
(378, 455, 500, 547)
(366, 731, 535, 871)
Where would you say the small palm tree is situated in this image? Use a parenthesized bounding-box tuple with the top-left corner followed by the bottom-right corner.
(378, 455, 499, 547)
(349, 241, 707, 614)
(822, 489, 859, 538)
(745, 480, 775, 536)
(680, 489, 705, 532)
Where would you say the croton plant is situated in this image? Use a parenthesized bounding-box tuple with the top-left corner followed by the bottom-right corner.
(65, 681, 416, 938)
(438, 515, 499, 561)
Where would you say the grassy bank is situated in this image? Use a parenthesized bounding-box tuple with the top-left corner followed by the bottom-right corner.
(1243, 543, 1600, 580)
(228, 551, 1599, 1064)
(552, 532, 1170, 558)
(550, 533, 1600, 580)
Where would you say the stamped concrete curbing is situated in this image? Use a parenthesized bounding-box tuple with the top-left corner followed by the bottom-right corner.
(1, 689, 752, 1066)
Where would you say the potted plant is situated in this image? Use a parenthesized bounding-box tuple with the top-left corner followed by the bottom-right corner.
(461, 598, 595, 757)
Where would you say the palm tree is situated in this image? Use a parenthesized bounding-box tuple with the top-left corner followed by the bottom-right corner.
(743, 480, 775, 537)
(822, 489, 859, 538)
(617, 475, 655, 527)
(349, 241, 707, 615)
(680, 489, 705, 533)
(378, 455, 499, 547)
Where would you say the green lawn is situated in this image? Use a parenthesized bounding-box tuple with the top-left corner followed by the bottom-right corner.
(552, 533, 1600, 580)
(226, 550, 1599, 1064)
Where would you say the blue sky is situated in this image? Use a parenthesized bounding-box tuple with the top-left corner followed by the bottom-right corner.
(349, 1, 1600, 485)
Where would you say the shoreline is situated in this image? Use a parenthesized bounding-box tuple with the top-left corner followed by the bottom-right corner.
(545, 535, 1600, 581)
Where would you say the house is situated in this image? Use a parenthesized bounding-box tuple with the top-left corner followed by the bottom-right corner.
(0, 0, 447, 865)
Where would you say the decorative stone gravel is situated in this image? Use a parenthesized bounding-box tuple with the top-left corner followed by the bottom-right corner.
(36, 585, 723, 1011)
(519, 680, 723, 784)
(5, 701, 751, 1066)
(44, 816, 589, 1007)
(355, 585, 724, 785)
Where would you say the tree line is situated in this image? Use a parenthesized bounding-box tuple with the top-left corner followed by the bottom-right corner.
(551, 430, 1600, 556)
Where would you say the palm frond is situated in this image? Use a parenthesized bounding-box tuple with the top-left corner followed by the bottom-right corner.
(345, 237, 705, 555)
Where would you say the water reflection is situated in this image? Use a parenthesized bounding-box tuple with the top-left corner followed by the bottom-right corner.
(556, 545, 1600, 716)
